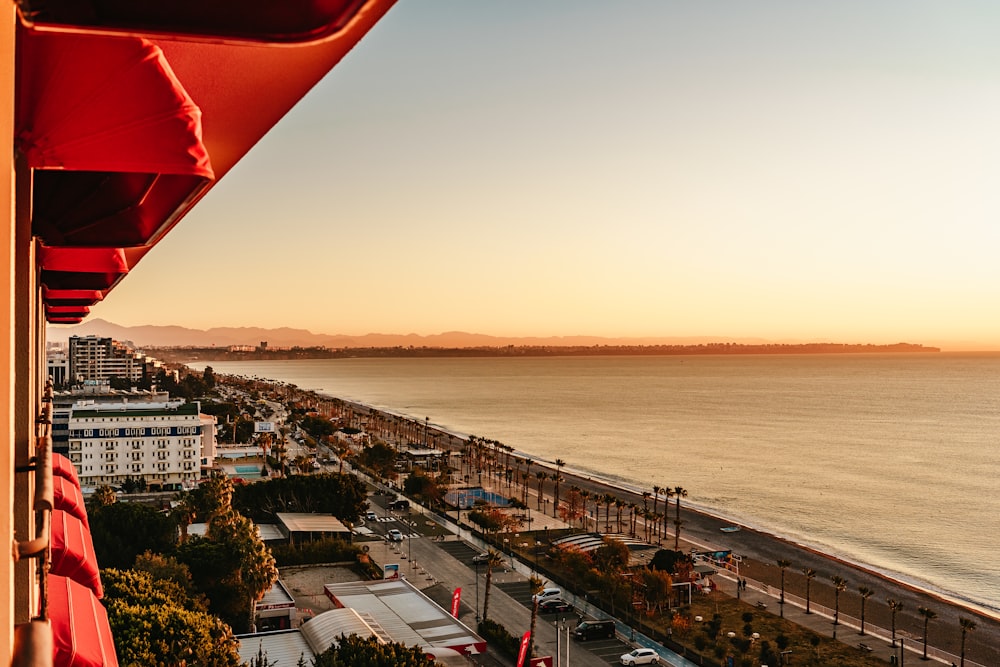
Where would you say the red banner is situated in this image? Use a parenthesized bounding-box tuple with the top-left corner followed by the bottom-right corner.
(516, 630, 531, 667)
(451, 587, 461, 617)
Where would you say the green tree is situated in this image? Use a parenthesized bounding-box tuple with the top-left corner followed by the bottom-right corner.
(312, 633, 438, 666)
(803, 568, 817, 614)
(857, 585, 873, 636)
(959, 616, 977, 667)
(527, 575, 544, 662)
(831, 575, 848, 638)
(887, 598, 903, 645)
(552, 459, 566, 515)
(918, 606, 937, 660)
(776, 559, 790, 617)
(89, 501, 177, 570)
(102, 568, 241, 667)
(593, 537, 630, 573)
(480, 550, 505, 621)
(672, 486, 688, 550)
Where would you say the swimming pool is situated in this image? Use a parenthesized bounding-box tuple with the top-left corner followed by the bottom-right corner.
(444, 487, 511, 509)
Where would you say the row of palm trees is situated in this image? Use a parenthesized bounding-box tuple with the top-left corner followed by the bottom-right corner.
(774, 560, 978, 665)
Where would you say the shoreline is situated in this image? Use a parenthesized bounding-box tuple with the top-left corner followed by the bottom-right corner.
(213, 371, 1000, 663)
(331, 396, 1000, 664)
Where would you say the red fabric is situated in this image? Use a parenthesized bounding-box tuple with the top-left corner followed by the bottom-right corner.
(53, 476, 89, 529)
(17, 0, 367, 45)
(53, 453, 82, 486)
(17, 29, 213, 247)
(16, 30, 212, 177)
(42, 288, 105, 307)
(50, 510, 103, 599)
(48, 575, 119, 667)
(45, 305, 90, 316)
(47, 317, 84, 325)
(38, 246, 129, 292)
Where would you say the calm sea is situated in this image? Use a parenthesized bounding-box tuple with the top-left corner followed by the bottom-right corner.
(192, 353, 1000, 615)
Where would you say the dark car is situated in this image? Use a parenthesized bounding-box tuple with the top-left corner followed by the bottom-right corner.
(389, 499, 410, 511)
(538, 598, 573, 614)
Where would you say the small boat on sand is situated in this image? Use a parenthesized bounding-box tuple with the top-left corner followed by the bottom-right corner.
(720, 525, 741, 533)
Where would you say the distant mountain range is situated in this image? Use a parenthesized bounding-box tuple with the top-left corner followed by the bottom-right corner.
(46, 318, 777, 349)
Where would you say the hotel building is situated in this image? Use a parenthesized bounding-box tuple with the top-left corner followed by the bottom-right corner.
(67, 400, 217, 491)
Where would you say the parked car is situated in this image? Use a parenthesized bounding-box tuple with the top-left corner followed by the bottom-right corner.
(538, 598, 573, 614)
(574, 619, 616, 641)
(471, 552, 491, 564)
(365, 510, 378, 521)
(620, 648, 659, 665)
(532, 587, 561, 603)
(389, 499, 410, 511)
(386, 529, 404, 542)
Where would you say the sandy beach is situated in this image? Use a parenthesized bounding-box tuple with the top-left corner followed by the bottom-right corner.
(223, 375, 1000, 664)
(334, 399, 1000, 665)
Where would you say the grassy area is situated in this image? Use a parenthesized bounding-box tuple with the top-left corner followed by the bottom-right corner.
(667, 593, 888, 666)
(504, 532, 888, 667)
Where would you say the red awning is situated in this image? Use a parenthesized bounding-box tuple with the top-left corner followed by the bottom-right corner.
(48, 575, 119, 667)
(53, 453, 82, 486)
(50, 509, 103, 599)
(47, 317, 84, 325)
(17, 29, 213, 247)
(42, 288, 105, 307)
(17, 0, 370, 45)
(53, 476, 89, 529)
(38, 245, 129, 292)
(45, 305, 90, 319)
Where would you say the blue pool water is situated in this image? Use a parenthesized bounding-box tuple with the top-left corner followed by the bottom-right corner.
(445, 487, 511, 509)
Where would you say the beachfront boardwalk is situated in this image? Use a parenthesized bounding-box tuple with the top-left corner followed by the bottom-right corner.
(468, 468, 956, 666)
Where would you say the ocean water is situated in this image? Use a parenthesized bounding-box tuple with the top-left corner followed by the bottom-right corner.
(193, 353, 1000, 615)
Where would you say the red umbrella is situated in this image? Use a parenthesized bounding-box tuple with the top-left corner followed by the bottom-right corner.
(48, 575, 119, 667)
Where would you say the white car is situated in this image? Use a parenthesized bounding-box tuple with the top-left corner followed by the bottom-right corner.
(620, 648, 659, 665)
(532, 587, 562, 603)
(386, 529, 404, 542)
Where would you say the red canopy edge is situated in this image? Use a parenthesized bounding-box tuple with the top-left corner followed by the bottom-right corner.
(15, 0, 369, 46)
(41, 288, 105, 307)
(53, 476, 89, 529)
(48, 575, 119, 667)
(50, 509, 103, 599)
(38, 245, 129, 292)
(16, 30, 213, 177)
(53, 453, 82, 487)
(45, 305, 90, 316)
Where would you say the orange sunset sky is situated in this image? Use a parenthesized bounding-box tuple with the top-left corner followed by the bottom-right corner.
(82, 2, 1000, 351)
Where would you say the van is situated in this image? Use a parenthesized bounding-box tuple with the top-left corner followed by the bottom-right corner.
(390, 499, 410, 511)
(574, 619, 615, 641)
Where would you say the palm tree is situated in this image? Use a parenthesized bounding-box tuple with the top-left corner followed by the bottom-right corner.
(522, 471, 533, 506)
(481, 550, 505, 621)
(615, 498, 626, 533)
(628, 501, 638, 537)
(527, 575, 544, 662)
(651, 485, 661, 537)
(603, 493, 616, 533)
(887, 598, 903, 646)
(672, 486, 688, 550)
(553, 459, 566, 514)
(776, 559, 790, 617)
(959, 617, 977, 667)
(803, 568, 816, 614)
(579, 489, 591, 531)
(535, 472, 548, 510)
(857, 586, 873, 636)
(831, 575, 847, 638)
(918, 606, 937, 660)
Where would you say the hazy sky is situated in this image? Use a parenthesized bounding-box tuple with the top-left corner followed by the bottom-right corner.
(89, 2, 1000, 350)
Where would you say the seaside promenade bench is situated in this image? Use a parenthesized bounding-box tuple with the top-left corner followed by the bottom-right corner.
(857, 642, 873, 653)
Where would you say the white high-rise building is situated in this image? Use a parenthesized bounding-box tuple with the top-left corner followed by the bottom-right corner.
(67, 400, 217, 491)
(68, 335, 150, 386)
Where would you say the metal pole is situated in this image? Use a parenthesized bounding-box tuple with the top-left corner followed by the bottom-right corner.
(554, 621, 560, 667)
(475, 562, 480, 622)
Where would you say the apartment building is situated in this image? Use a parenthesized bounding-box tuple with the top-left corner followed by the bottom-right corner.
(67, 401, 216, 491)
(68, 335, 148, 386)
